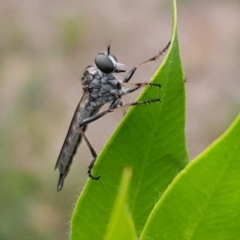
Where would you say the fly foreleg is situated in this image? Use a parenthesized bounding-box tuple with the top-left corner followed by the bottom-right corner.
(123, 41, 170, 83)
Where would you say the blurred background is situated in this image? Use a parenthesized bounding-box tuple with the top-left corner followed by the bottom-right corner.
(0, 0, 239, 239)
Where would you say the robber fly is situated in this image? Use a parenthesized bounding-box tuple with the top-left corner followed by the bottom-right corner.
(55, 42, 170, 192)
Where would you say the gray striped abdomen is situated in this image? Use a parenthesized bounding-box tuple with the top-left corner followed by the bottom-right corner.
(55, 105, 92, 191)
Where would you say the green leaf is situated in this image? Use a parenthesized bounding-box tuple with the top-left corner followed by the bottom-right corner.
(104, 168, 137, 240)
(140, 114, 240, 240)
(71, 0, 188, 239)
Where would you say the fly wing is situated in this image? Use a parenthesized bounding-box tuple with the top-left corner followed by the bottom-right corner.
(55, 92, 91, 192)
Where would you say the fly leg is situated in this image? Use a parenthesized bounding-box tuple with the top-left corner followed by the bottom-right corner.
(80, 97, 121, 127)
(80, 97, 160, 128)
(79, 97, 161, 179)
(123, 41, 170, 83)
(78, 127, 100, 180)
(121, 82, 161, 94)
(79, 98, 121, 180)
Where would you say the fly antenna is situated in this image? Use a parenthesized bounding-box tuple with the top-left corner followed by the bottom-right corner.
(107, 40, 111, 55)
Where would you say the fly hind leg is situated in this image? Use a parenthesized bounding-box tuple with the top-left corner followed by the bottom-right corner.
(79, 97, 161, 179)
(78, 127, 101, 180)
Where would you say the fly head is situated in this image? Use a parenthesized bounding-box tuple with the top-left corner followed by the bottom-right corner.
(95, 44, 126, 74)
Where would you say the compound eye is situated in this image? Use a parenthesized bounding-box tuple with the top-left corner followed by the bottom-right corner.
(95, 54, 115, 74)
(109, 53, 117, 62)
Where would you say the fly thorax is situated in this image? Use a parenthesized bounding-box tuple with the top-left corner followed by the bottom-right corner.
(81, 65, 100, 88)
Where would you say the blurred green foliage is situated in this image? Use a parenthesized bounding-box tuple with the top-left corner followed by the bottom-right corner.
(60, 17, 85, 53)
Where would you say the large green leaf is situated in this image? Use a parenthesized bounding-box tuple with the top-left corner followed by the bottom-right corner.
(71, 0, 188, 239)
(140, 114, 240, 240)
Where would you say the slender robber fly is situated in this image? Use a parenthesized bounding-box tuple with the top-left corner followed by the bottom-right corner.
(55, 41, 170, 192)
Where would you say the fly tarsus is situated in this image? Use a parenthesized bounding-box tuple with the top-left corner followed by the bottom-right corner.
(88, 172, 101, 180)
(88, 157, 101, 180)
(79, 127, 101, 180)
